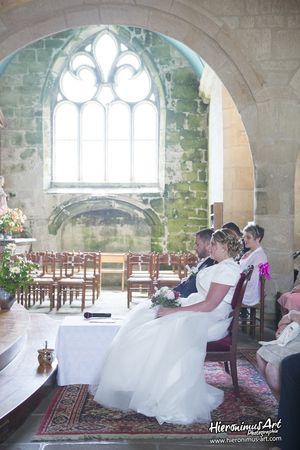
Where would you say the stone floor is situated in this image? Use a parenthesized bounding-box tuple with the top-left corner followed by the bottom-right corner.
(0, 291, 278, 450)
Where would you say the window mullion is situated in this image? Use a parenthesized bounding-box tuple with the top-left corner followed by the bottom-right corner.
(104, 104, 109, 182)
(78, 105, 82, 181)
(130, 106, 134, 182)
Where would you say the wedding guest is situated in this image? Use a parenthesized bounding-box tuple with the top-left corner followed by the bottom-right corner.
(239, 224, 268, 307)
(91, 229, 242, 425)
(173, 228, 215, 297)
(222, 222, 242, 239)
(277, 284, 300, 316)
(222, 221, 247, 259)
(256, 310, 300, 396)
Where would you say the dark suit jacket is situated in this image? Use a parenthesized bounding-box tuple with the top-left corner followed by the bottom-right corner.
(173, 257, 215, 298)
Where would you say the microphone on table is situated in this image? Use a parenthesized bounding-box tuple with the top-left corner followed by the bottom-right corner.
(84, 312, 112, 319)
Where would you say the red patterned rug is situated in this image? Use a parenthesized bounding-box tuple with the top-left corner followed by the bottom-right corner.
(34, 349, 278, 442)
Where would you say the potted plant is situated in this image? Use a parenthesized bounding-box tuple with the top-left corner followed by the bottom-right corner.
(0, 208, 27, 238)
(0, 243, 38, 311)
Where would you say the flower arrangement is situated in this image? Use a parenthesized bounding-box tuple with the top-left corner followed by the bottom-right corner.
(151, 286, 181, 308)
(0, 244, 39, 294)
(0, 208, 26, 235)
(259, 262, 271, 280)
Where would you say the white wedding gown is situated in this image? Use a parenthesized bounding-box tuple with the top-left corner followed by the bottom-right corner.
(92, 258, 240, 425)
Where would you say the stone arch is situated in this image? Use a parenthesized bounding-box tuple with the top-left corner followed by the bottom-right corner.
(0, 0, 259, 158)
(2, 0, 299, 306)
(48, 195, 164, 251)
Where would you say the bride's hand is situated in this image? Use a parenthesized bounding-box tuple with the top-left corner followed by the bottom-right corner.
(157, 307, 177, 317)
(157, 307, 167, 317)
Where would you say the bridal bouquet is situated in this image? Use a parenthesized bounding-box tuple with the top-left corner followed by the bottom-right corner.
(151, 286, 181, 308)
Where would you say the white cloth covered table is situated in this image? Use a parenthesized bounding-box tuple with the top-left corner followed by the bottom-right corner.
(55, 316, 122, 386)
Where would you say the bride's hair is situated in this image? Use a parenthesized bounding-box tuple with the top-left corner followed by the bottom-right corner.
(212, 228, 242, 258)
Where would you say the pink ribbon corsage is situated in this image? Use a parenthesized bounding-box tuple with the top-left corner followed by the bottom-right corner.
(258, 262, 271, 280)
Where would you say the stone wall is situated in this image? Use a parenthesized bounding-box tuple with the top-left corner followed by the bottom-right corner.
(294, 155, 300, 251)
(222, 88, 254, 228)
(1, 0, 300, 325)
(0, 26, 209, 253)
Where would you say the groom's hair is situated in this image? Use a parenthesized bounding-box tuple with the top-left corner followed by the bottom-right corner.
(196, 228, 214, 242)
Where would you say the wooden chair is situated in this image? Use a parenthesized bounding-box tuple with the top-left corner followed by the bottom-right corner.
(182, 252, 198, 276)
(155, 252, 185, 289)
(56, 254, 91, 311)
(27, 252, 57, 310)
(127, 252, 155, 308)
(205, 265, 254, 397)
(240, 275, 265, 340)
(91, 252, 101, 299)
(71, 251, 101, 300)
(77, 252, 99, 303)
(100, 253, 126, 291)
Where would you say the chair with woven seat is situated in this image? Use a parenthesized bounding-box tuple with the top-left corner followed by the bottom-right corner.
(100, 253, 126, 292)
(205, 265, 254, 397)
(127, 252, 155, 308)
(27, 252, 57, 310)
(182, 252, 198, 275)
(56, 253, 93, 311)
(74, 252, 99, 303)
(240, 275, 265, 340)
(155, 253, 184, 289)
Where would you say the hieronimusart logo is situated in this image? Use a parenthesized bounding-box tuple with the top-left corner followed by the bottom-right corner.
(209, 418, 281, 435)
(208, 418, 282, 446)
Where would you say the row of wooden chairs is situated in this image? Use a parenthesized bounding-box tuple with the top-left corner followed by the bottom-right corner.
(17, 250, 197, 311)
(16, 249, 266, 341)
(18, 251, 101, 311)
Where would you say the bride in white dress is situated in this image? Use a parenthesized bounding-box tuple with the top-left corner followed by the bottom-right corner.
(92, 229, 242, 425)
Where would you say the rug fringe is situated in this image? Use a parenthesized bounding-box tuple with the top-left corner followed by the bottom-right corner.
(33, 432, 221, 442)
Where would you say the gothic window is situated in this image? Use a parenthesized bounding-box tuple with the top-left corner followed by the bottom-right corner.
(52, 31, 160, 188)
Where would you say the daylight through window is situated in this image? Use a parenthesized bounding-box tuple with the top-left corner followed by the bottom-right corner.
(52, 31, 159, 187)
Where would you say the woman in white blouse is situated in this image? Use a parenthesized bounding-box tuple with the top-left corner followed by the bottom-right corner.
(239, 224, 268, 306)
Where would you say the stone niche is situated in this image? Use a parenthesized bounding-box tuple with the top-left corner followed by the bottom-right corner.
(61, 208, 151, 253)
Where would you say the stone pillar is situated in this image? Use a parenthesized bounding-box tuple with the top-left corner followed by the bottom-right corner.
(252, 101, 298, 325)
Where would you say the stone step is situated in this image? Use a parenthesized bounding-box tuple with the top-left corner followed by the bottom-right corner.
(0, 304, 59, 443)
(0, 304, 29, 371)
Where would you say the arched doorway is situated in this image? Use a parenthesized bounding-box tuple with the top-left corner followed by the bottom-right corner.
(48, 196, 163, 252)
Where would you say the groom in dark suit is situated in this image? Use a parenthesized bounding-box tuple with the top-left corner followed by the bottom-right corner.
(173, 228, 215, 298)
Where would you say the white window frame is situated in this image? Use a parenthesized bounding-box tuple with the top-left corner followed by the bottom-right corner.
(49, 29, 165, 194)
